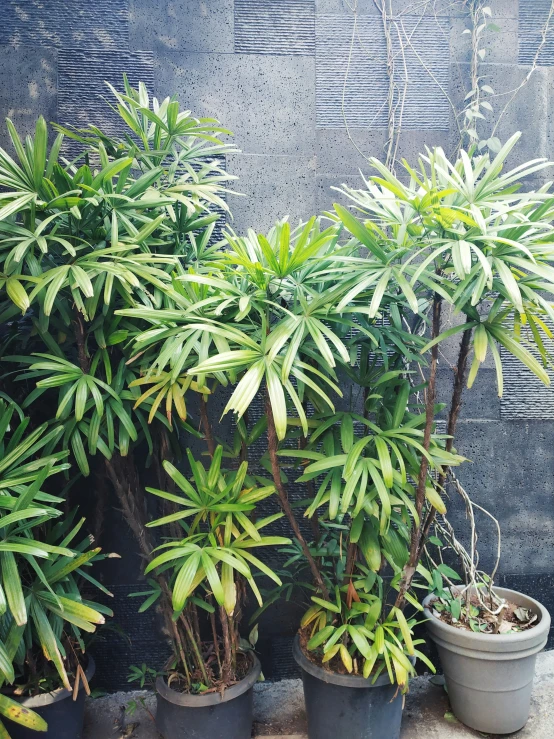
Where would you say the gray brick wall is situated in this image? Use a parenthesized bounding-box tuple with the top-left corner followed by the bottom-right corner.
(1, 0, 553, 684)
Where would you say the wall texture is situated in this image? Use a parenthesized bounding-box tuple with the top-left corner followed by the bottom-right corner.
(2, 0, 554, 688)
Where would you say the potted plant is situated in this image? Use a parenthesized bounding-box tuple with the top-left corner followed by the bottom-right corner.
(0, 78, 239, 693)
(126, 134, 554, 738)
(0, 399, 111, 738)
(335, 133, 554, 734)
(132, 445, 290, 738)
(118, 214, 464, 738)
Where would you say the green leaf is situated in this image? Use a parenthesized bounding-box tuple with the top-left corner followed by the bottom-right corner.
(6, 278, 30, 314)
(31, 601, 70, 690)
(334, 204, 387, 261)
(307, 625, 335, 649)
(1, 551, 26, 626)
(172, 551, 202, 612)
(348, 625, 372, 659)
(0, 693, 47, 731)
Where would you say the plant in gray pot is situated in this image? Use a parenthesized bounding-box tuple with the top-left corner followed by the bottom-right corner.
(422, 575, 550, 734)
(0, 399, 112, 739)
(335, 133, 554, 735)
(281, 133, 554, 737)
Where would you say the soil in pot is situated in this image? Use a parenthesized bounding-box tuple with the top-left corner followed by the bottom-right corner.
(293, 635, 405, 739)
(1, 655, 95, 739)
(424, 587, 550, 734)
(155, 651, 261, 739)
(429, 588, 539, 635)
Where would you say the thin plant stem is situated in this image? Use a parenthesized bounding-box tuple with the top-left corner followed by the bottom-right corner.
(395, 292, 442, 609)
(265, 391, 330, 600)
(219, 605, 233, 685)
(199, 395, 216, 457)
(180, 613, 211, 687)
(419, 317, 474, 548)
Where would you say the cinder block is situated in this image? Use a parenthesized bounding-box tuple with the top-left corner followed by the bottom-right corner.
(546, 68, 554, 162)
(316, 128, 387, 176)
(394, 129, 455, 163)
(450, 17, 519, 64)
(0, 0, 129, 49)
(500, 340, 554, 420)
(393, 1, 516, 19)
(0, 46, 57, 150)
(130, 0, 234, 53)
(449, 62, 549, 169)
(390, 0, 467, 17)
(439, 302, 496, 370)
(235, 0, 315, 55)
(316, 0, 379, 14)
(155, 53, 316, 156)
(491, 0, 520, 19)
(436, 367, 501, 422)
(447, 419, 554, 575)
(225, 153, 317, 234)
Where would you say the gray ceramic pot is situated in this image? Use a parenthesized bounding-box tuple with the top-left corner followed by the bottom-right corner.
(423, 586, 550, 734)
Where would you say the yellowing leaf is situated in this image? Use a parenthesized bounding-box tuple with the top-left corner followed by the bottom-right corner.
(425, 486, 446, 515)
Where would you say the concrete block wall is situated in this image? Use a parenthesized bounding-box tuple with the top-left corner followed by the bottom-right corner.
(2, 0, 554, 686)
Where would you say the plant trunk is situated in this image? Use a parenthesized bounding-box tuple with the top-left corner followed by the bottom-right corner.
(180, 612, 211, 687)
(264, 392, 329, 600)
(73, 312, 90, 375)
(73, 307, 196, 689)
(219, 606, 233, 685)
(419, 318, 474, 548)
(199, 395, 216, 457)
(104, 455, 193, 687)
(300, 432, 320, 540)
(394, 293, 442, 610)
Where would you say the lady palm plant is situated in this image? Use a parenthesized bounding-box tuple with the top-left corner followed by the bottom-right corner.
(134, 446, 289, 690)
(0, 399, 108, 736)
(334, 132, 554, 609)
(0, 78, 239, 670)
(117, 215, 458, 684)
(120, 133, 554, 687)
(3, 72, 552, 693)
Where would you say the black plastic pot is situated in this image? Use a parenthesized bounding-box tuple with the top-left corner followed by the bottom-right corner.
(2, 656, 95, 739)
(155, 652, 261, 739)
(293, 636, 404, 739)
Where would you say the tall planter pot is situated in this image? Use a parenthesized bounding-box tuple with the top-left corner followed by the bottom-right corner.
(2, 656, 95, 739)
(423, 587, 551, 734)
(293, 635, 405, 739)
(155, 652, 261, 739)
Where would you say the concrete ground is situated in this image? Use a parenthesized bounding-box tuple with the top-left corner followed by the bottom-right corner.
(83, 650, 554, 739)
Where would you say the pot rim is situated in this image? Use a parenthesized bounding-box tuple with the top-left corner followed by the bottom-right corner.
(156, 651, 260, 707)
(423, 586, 551, 645)
(11, 654, 96, 709)
(293, 634, 398, 689)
